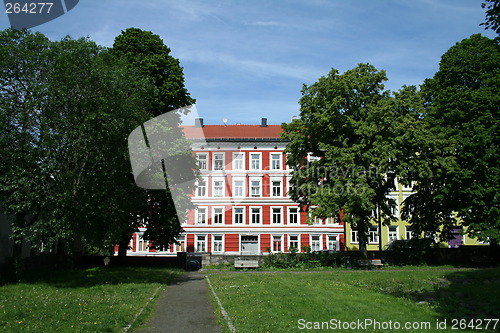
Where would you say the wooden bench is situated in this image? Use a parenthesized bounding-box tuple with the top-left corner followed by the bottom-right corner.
(358, 259, 383, 267)
(234, 259, 259, 268)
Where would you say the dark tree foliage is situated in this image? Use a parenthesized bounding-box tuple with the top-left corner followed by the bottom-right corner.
(404, 34, 500, 244)
(282, 64, 423, 256)
(0, 29, 153, 255)
(482, 0, 500, 37)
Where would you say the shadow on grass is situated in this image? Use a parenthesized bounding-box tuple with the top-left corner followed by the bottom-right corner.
(387, 268, 500, 321)
(17, 266, 182, 288)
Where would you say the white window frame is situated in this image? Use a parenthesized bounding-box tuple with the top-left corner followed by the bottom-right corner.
(213, 153, 225, 171)
(369, 226, 379, 244)
(288, 207, 299, 224)
(307, 153, 320, 162)
(250, 179, 261, 197)
(212, 234, 224, 253)
(270, 153, 282, 170)
(271, 206, 283, 224)
(196, 207, 207, 224)
(197, 153, 208, 171)
(351, 229, 359, 244)
(250, 152, 261, 170)
(195, 235, 206, 252)
(232, 152, 245, 170)
(271, 179, 282, 197)
(327, 235, 338, 251)
(272, 235, 283, 253)
(288, 235, 300, 252)
(196, 177, 207, 197)
(250, 206, 262, 224)
(388, 226, 399, 242)
(212, 207, 224, 225)
(232, 178, 245, 197)
(310, 234, 322, 251)
(232, 207, 245, 224)
(212, 177, 225, 197)
(405, 226, 414, 239)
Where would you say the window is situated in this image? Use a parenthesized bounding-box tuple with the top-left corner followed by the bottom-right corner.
(288, 235, 299, 252)
(212, 207, 224, 224)
(196, 235, 206, 252)
(288, 207, 299, 224)
(175, 234, 185, 252)
(271, 153, 281, 170)
(251, 180, 261, 197)
(311, 235, 321, 251)
(251, 207, 261, 224)
(233, 153, 244, 170)
(137, 232, 149, 252)
(287, 177, 296, 197)
(197, 154, 208, 170)
(351, 229, 359, 243)
(250, 153, 260, 170)
(233, 207, 244, 224)
(308, 153, 320, 162)
(213, 235, 223, 253)
(272, 235, 282, 252)
(233, 179, 244, 197)
(271, 180, 281, 197)
(196, 178, 207, 197)
(213, 153, 224, 170)
(272, 207, 282, 224)
(405, 226, 414, 239)
(369, 226, 379, 244)
(327, 235, 337, 251)
(213, 178, 224, 197)
(196, 208, 207, 224)
(388, 226, 398, 242)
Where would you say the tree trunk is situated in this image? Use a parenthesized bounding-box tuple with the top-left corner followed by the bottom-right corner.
(117, 234, 130, 257)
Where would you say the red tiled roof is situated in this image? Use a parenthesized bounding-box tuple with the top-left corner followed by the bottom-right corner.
(182, 125, 282, 139)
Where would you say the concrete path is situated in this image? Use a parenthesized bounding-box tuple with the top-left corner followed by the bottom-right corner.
(135, 272, 221, 333)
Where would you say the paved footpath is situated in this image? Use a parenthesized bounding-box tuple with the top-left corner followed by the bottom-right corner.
(135, 272, 221, 333)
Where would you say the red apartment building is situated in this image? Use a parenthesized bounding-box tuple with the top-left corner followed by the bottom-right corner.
(124, 118, 345, 255)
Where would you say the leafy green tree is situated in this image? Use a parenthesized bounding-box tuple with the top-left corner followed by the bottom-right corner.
(0, 29, 153, 256)
(110, 28, 197, 255)
(482, 0, 500, 37)
(405, 34, 500, 244)
(282, 64, 422, 256)
(110, 27, 194, 116)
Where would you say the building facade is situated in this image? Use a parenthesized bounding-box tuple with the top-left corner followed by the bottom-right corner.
(124, 118, 344, 255)
(122, 118, 485, 256)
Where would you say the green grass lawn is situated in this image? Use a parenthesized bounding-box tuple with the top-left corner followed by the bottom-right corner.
(0, 266, 181, 332)
(207, 267, 500, 332)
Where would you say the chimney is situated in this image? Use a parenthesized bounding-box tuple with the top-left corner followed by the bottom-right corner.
(194, 118, 204, 128)
(261, 118, 268, 127)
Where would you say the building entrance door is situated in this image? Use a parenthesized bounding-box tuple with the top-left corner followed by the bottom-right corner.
(241, 236, 259, 254)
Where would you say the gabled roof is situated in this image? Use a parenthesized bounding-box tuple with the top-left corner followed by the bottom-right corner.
(182, 124, 283, 141)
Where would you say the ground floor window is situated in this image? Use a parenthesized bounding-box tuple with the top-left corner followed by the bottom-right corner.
(388, 226, 398, 242)
(213, 235, 223, 252)
(351, 229, 359, 243)
(272, 235, 282, 252)
(327, 235, 337, 251)
(196, 235, 206, 252)
(369, 226, 379, 244)
(288, 235, 299, 252)
(311, 235, 321, 251)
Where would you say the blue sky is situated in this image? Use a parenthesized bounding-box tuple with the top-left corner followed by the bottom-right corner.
(1, 0, 496, 125)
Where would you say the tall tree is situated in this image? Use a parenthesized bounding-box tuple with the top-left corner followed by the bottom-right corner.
(482, 0, 500, 37)
(282, 64, 421, 256)
(0, 29, 153, 255)
(405, 34, 500, 244)
(110, 28, 197, 255)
